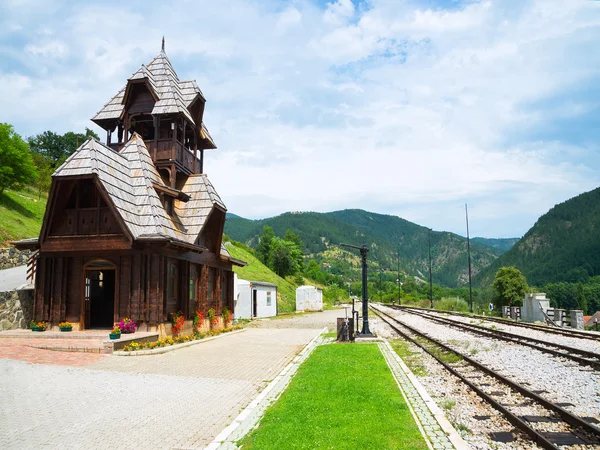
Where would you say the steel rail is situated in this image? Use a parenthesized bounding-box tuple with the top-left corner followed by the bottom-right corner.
(390, 305, 600, 370)
(372, 306, 600, 449)
(395, 304, 600, 342)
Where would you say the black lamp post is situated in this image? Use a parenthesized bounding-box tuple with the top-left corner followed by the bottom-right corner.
(341, 243, 372, 336)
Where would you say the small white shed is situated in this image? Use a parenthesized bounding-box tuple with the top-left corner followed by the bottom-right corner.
(296, 285, 323, 312)
(234, 274, 278, 319)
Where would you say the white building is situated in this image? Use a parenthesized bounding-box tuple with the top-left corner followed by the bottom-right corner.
(296, 285, 323, 312)
(521, 293, 550, 323)
(234, 274, 278, 319)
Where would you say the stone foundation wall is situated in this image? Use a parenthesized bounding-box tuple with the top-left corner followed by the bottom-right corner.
(0, 248, 32, 270)
(0, 288, 34, 330)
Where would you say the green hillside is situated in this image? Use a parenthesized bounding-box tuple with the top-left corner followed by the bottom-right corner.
(471, 237, 519, 255)
(225, 209, 508, 287)
(475, 187, 600, 287)
(225, 241, 298, 313)
(0, 187, 47, 246)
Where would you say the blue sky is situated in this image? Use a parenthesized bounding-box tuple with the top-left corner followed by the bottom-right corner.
(1, 0, 599, 238)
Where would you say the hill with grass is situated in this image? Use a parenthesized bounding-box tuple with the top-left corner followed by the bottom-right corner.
(225, 241, 299, 313)
(0, 187, 47, 247)
(225, 209, 515, 287)
(474, 186, 600, 287)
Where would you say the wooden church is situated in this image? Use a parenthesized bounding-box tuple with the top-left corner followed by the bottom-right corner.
(14, 40, 245, 331)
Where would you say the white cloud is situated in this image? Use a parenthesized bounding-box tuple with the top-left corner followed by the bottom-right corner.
(1, 0, 600, 237)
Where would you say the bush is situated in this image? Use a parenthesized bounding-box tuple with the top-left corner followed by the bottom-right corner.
(435, 297, 470, 312)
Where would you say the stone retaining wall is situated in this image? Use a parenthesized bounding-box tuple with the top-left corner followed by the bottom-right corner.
(0, 288, 34, 330)
(0, 247, 32, 270)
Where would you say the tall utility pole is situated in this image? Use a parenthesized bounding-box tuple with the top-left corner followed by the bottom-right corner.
(465, 204, 473, 313)
(397, 246, 401, 305)
(340, 243, 373, 336)
(379, 269, 383, 302)
(428, 229, 433, 309)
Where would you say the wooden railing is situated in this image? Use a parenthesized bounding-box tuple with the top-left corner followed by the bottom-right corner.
(107, 139, 201, 174)
(27, 250, 39, 282)
(146, 139, 200, 173)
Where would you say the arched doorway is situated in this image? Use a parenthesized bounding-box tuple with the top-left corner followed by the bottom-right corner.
(83, 260, 116, 329)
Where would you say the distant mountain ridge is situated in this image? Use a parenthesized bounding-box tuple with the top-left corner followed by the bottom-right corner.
(224, 209, 518, 287)
(474, 186, 600, 287)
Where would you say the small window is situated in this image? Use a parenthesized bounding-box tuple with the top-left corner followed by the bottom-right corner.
(266, 291, 271, 306)
(167, 262, 177, 298)
(189, 266, 198, 301)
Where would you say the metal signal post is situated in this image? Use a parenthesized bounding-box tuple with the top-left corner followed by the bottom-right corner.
(465, 204, 473, 313)
(340, 243, 373, 336)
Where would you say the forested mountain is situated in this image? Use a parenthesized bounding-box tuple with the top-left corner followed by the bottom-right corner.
(471, 237, 519, 255)
(225, 209, 509, 287)
(474, 187, 600, 287)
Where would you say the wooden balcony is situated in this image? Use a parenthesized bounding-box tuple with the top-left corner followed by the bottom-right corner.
(147, 139, 201, 174)
(108, 139, 202, 174)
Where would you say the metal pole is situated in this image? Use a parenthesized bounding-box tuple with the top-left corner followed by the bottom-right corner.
(360, 245, 371, 335)
(340, 243, 372, 336)
(465, 204, 473, 313)
(397, 246, 400, 305)
(429, 228, 433, 309)
(379, 269, 383, 302)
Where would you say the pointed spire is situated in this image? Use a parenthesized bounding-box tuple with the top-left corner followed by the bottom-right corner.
(161, 36, 165, 53)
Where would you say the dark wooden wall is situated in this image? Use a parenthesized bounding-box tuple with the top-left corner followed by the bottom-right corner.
(33, 251, 235, 327)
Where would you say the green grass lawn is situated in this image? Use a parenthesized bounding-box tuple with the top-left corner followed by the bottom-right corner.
(226, 242, 298, 313)
(0, 187, 47, 246)
(240, 343, 428, 450)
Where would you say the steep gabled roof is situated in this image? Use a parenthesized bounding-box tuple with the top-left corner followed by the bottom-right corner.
(176, 174, 226, 242)
(51, 135, 227, 250)
(92, 49, 205, 129)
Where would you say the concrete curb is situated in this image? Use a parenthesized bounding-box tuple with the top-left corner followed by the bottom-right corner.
(112, 329, 246, 356)
(205, 327, 327, 450)
(381, 340, 469, 450)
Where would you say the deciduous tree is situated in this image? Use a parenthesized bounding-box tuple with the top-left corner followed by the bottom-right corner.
(492, 266, 528, 308)
(0, 123, 37, 196)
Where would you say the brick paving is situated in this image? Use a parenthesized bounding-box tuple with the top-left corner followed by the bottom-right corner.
(0, 313, 336, 450)
(0, 339, 108, 366)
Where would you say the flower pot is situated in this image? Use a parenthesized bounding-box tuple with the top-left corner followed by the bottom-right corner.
(32, 327, 44, 332)
(60, 327, 72, 332)
(109, 333, 121, 340)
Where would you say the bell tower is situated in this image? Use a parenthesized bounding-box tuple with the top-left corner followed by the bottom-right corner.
(91, 39, 217, 188)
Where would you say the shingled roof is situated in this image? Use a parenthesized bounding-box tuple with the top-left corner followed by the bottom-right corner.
(52, 134, 226, 250)
(92, 48, 205, 127)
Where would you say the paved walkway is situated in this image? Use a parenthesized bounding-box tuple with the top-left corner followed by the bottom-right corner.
(0, 310, 343, 450)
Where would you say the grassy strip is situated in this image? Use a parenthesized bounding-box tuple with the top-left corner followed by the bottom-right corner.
(0, 187, 47, 246)
(240, 343, 428, 450)
(389, 339, 429, 376)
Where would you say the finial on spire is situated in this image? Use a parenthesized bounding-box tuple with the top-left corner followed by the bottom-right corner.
(161, 36, 165, 53)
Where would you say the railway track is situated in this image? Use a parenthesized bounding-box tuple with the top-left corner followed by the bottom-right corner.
(396, 304, 600, 343)
(388, 305, 600, 370)
(372, 305, 600, 449)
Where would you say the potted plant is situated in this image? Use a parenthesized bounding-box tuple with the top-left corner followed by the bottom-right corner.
(31, 321, 47, 332)
(222, 307, 232, 328)
(169, 311, 185, 336)
(109, 326, 121, 340)
(207, 308, 218, 329)
(117, 318, 136, 334)
(58, 321, 73, 332)
(192, 311, 204, 334)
